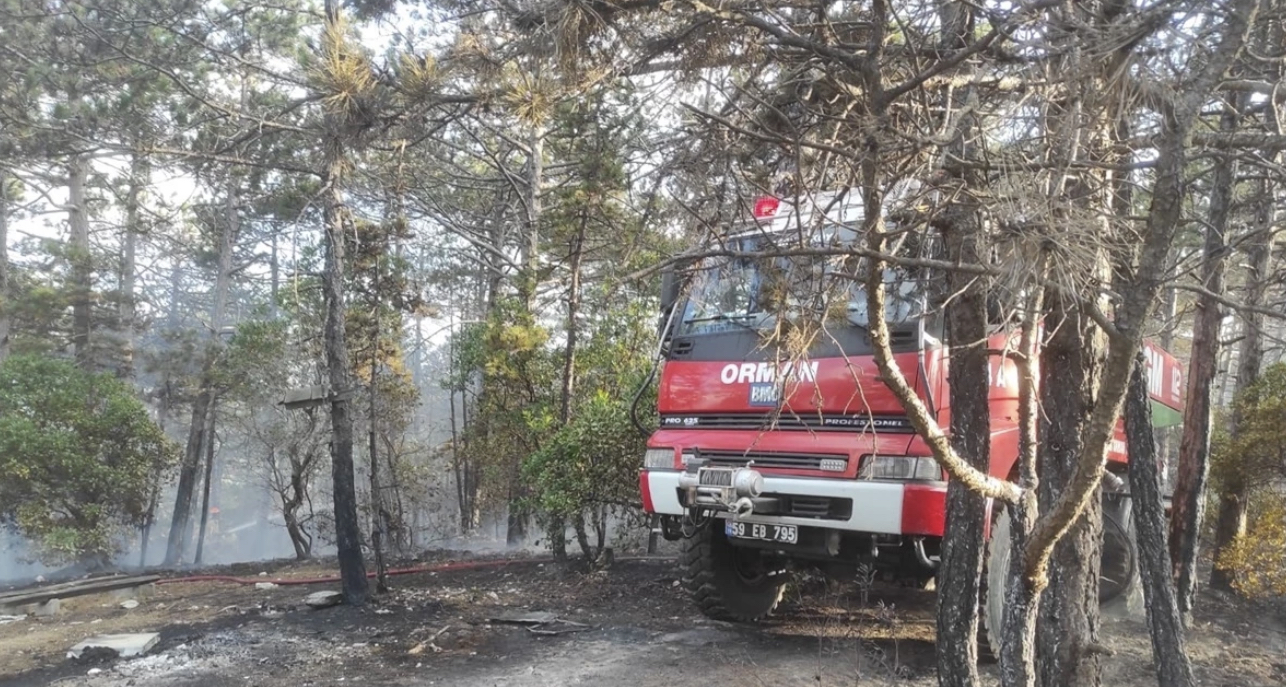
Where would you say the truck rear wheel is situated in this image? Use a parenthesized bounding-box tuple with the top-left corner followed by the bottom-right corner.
(981, 496, 1139, 658)
(680, 522, 787, 622)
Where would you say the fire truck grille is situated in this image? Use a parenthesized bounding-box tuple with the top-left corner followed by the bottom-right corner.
(776, 495, 853, 520)
(702, 450, 847, 472)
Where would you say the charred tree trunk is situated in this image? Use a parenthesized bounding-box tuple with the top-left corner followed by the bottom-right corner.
(932, 4, 992, 683)
(937, 208, 991, 686)
(319, 0, 368, 605)
(1170, 106, 1238, 621)
(193, 403, 218, 566)
(1125, 352, 1196, 687)
(166, 389, 212, 566)
(322, 149, 368, 604)
(997, 273, 1046, 687)
(163, 182, 238, 567)
(68, 155, 93, 369)
(1035, 302, 1105, 687)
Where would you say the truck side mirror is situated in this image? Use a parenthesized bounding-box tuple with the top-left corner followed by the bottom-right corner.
(661, 267, 680, 314)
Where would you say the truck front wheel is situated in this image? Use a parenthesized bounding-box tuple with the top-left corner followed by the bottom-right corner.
(981, 496, 1139, 658)
(680, 522, 788, 621)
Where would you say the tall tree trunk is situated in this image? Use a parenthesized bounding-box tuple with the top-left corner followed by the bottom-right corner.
(1125, 352, 1196, 687)
(1209, 213, 1272, 590)
(997, 274, 1046, 687)
(937, 206, 990, 687)
(1035, 301, 1105, 687)
(163, 181, 238, 567)
(324, 152, 368, 604)
(119, 149, 147, 379)
(1211, 15, 1282, 586)
(321, 0, 368, 605)
(369, 266, 389, 592)
(1170, 105, 1238, 621)
(68, 155, 93, 369)
(193, 402, 218, 566)
(507, 123, 545, 548)
(549, 217, 586, 562)
(0, 171, 11, 363)
(931, 5, 990, 682)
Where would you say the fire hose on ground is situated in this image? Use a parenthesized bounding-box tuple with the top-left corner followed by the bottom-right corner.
(155, 556, 661, 587)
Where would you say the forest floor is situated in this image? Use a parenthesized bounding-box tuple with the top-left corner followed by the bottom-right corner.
(1, 551, 1284, 687)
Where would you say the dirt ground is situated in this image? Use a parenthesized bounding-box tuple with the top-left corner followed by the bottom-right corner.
(2, 552, 1284, 687)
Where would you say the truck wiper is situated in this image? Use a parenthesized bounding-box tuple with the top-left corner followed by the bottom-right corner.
(683, 313, 760, 333)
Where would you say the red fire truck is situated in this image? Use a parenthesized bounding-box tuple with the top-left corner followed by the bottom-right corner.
(638, 190, 1185, 628)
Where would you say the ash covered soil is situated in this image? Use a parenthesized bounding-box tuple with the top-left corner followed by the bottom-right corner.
(2, 553, 1284, 687)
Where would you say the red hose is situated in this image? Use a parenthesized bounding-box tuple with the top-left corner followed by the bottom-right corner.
(155, 555, 663, 587)
(156, 557, 559, 586)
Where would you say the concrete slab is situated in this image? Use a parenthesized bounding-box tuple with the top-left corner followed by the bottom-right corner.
(19, 598, 60, 617)
(68, 633, 160, 659)
(67, 633, 159, 659)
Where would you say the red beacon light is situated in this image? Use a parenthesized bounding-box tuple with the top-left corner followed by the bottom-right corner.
(753, 196, 780, 219)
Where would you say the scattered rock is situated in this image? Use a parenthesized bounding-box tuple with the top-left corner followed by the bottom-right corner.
(87, 668, 103, 676)
(254, 582, 277, 590)
(120, 600, 140, 610)
(258, 572, 268, 577)
(304, 591, 343, 609)
(35, 575, 46, 583)
(0, 615, 23, 625)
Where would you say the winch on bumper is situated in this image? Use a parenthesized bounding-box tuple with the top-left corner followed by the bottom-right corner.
(676, 461, 769, 517)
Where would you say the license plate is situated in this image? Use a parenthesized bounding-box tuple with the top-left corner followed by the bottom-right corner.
(725, 521, 798, 544)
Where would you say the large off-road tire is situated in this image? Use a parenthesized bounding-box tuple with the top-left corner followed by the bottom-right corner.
(680, 522, 787, 622)
(981, 495, 1141, 658)
(981, 506, 1013, 661)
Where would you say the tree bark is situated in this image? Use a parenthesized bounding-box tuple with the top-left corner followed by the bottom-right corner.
(1169, 105, 1238, 621)
(1035, 301, 1105, 687)
(68, 155, 93, 369)
(165, 389, 212, 566)
(193, 402, 218, 566)
(1125, 351, 1196, 687)
(998, 271, 1046, 687)
(937, 207, 990, 687)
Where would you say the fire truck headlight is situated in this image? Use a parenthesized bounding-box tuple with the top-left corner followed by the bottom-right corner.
(643, 448, 676, 469)
(859, 455, 943, 481)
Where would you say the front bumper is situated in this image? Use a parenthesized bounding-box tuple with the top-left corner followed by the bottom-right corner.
(640, 469, 946, 537)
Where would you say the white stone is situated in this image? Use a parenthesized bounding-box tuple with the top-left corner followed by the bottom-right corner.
(304, 591, 343, 609)
(120, 600, 139, 610)
(254, 582, 277, 590)
(68, 633, 161, 659)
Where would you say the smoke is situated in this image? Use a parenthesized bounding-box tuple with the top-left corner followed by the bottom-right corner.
(0, 529, 57, 584)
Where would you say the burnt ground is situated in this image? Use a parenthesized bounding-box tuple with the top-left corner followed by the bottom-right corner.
(1, 553, 1284, 687)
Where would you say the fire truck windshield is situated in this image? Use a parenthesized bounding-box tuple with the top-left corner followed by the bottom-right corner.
(678, 252, 924, 336)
